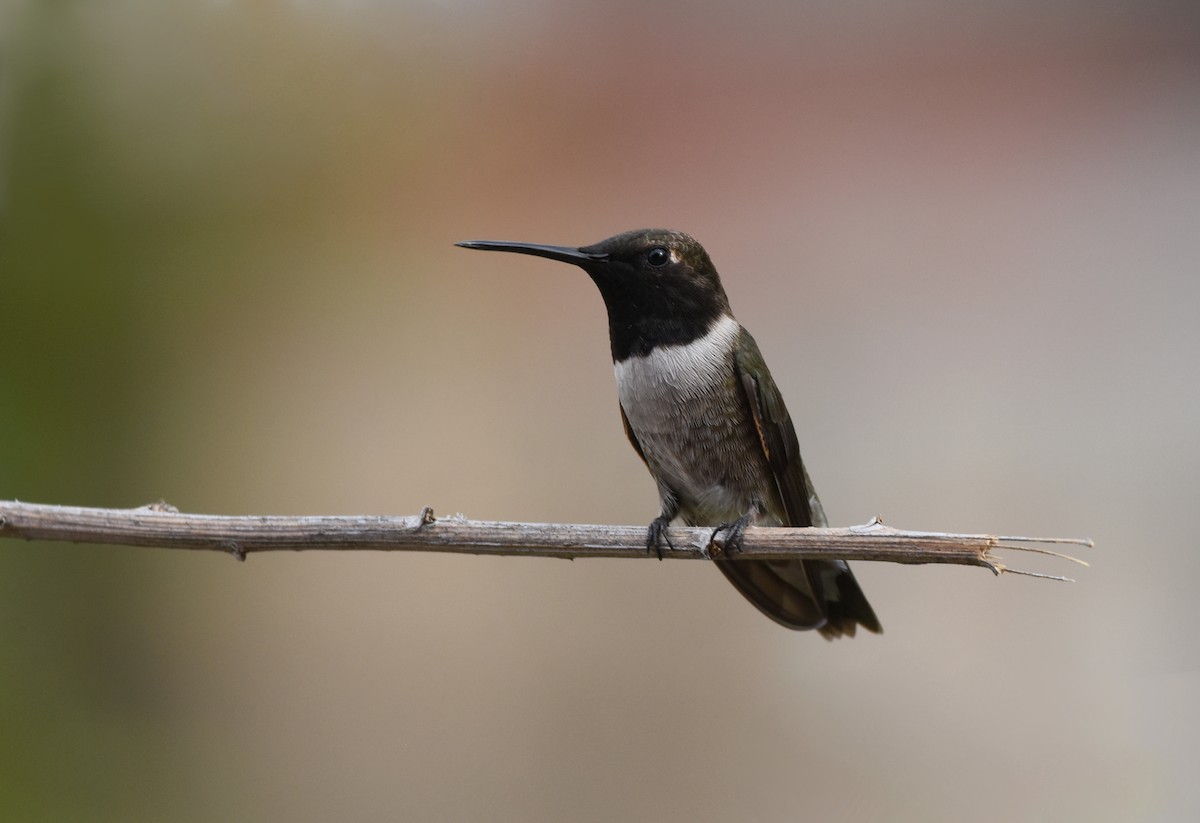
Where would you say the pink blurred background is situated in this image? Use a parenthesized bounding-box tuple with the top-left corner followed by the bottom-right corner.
(3, 2, 1198, 820)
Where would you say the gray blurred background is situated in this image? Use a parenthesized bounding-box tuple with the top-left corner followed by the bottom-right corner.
(2, 2, 1198, 821)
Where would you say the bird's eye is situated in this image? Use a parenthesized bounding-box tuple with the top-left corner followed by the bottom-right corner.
(646, 247, 670, 267)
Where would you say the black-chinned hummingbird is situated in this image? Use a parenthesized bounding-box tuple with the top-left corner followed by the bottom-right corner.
(457, 229, 881, 638)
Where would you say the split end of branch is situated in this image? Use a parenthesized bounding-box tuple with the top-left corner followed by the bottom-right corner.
(983, 533, 1092, 583)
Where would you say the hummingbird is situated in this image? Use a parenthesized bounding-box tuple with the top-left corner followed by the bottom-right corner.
(456, 229, 881, 638)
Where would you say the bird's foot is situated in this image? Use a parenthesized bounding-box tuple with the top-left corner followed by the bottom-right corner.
(710, 513, 754, 556)
(646, 515, 674, 561)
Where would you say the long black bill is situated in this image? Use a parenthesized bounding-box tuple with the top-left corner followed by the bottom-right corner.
(455, 240, 606, 265)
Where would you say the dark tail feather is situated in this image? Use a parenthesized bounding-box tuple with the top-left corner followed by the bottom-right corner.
(812, 559, 882, 640)
(714, 557, 882, 639)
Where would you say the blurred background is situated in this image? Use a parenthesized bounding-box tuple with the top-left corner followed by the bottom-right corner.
(2, 1, 1198, 820)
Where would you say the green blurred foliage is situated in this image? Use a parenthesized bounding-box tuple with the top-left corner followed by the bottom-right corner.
(2, 8, 190, 820)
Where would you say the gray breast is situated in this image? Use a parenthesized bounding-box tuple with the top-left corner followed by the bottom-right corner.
(613, 315, 779, 525)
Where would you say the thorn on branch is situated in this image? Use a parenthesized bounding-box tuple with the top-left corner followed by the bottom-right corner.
(141, 499, 179, 513)
(415, 506, 436, 530)
(850, 517, 887, 533)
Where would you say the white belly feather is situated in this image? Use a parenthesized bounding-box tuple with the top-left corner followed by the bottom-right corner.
(613, 315, 772, 523)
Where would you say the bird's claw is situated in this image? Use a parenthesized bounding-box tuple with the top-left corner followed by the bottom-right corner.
(710, 514, 753, 555)
(646, 515, 674, 561)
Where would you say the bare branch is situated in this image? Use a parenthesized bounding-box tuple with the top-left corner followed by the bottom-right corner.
(0, 500, 1090, 578)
